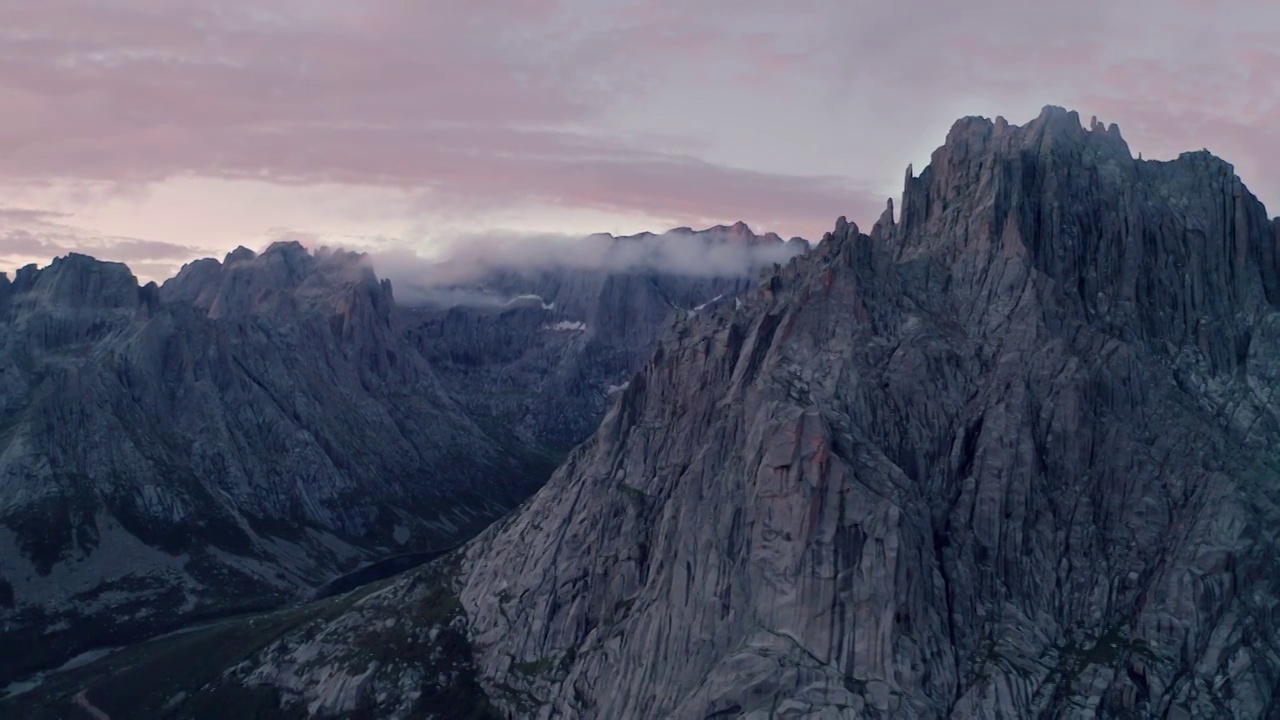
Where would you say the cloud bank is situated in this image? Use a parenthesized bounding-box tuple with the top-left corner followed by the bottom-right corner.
(0, 0, 874, 238)
(367, 226, 806, 306)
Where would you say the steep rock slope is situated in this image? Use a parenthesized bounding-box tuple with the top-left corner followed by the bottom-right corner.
(0, 243, 540, 682)
(454, 108, 1280, 717)
(403, 223, 808, 450)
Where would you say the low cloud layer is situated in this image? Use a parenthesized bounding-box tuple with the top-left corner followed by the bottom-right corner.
(368, 226, 806, 306)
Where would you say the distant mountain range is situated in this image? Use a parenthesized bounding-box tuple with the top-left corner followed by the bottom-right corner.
(0, 224, 801, 685)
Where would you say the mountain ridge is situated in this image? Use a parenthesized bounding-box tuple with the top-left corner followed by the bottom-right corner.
(0, 224, 785, 686)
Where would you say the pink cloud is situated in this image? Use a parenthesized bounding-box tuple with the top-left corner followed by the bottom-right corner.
(782, 0, 1280, 215)
(0, 0, 877, 239)
(0, 0, 1275, 247)
(0, 204, 214, 278)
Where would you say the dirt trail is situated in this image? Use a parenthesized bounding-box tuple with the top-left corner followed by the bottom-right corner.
(73, 689, 111, 720)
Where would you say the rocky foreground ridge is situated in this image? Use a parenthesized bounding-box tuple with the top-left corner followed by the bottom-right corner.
(159, 106, 1280, 719)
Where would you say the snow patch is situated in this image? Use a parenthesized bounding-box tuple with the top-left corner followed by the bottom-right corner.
(506, 294, 555, 310)
(56, 647, 118, 672)
(692, 294, 724, 313)
(1, 677, 43, 700)
(0, 647, 121, 700)
(546, 321, 587, 332)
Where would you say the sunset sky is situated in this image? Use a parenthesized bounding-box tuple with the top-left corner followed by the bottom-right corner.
(1, 0, 1276, 282)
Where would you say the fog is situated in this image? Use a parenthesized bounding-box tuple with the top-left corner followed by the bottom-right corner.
(370, 226, 808, 306)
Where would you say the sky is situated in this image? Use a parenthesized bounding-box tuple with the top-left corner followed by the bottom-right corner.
(0, 0, 1277, 283)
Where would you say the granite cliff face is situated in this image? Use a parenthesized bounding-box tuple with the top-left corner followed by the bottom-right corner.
(171, 107, 1280, 719)
(455, 108, 1280, 718)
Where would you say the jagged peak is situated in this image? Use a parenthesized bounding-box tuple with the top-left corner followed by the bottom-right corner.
(938, 105, 1128, 156)
(884, 104, 1279, 378)
(225, 246, 257, 264)
(696, 220, 755, 236)
(159, 239, 386, 318)
(1170, 148, 1237, 175)
(831, 215, 859, 241)
(875, 197, 895, 231)
(632, 223, 804, 247)
(13, 252, 142, 309)
(42, 253, 138, 285)
(785, 237, 811, 255)
(262, 239, 310, 260)
(897, 105, 1146, 237)
(14, 263, 39, 289)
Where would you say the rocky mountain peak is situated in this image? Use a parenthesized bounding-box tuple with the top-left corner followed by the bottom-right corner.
(11, 253, 142, 310)
(660, 221, 797, 249)
(224, 245, 258, 264)
(258, 239, 313, 275)
(434, 108, 1280, 718)
(726, 219, 753, 237)
(162, 242, 388, 323)
(870, 197, 896, 239)
(891, 106, 1278, 378)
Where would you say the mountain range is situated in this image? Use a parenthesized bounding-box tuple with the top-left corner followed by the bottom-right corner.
(0, 225, 796, 686)
(5, 106, 1280, 718)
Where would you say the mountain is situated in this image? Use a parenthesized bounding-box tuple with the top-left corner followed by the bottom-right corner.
(454, 108, 1280, 717)
(45, 106, 1280, 720)
(10, 107, 1280, 719)
(402, 224, 809, 451)
(0, 242, 551, 682)
(0, 229, 785, 689)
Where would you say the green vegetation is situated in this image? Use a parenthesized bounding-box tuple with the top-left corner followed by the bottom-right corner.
(1042, 621, 1164, 708)
(1, 563, 501, 720)
(512, 656, 557, 677)
(617, 482, 649, 502)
